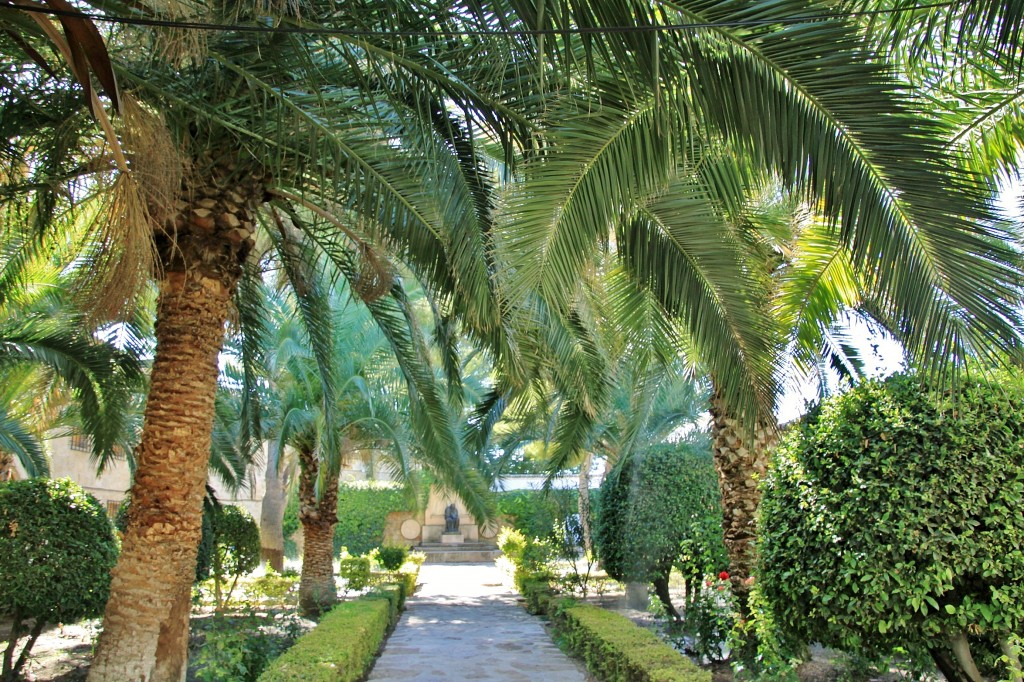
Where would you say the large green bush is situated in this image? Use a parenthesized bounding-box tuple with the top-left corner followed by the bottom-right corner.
(759, 373, 1024, 680)
(0, 478, 119, 679)
(595, 444, 725, 617)
(496, 488, 577, 540)
(282, 481, 410, 557)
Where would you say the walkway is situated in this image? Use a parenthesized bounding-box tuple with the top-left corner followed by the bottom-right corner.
(367, 563, 589, 682)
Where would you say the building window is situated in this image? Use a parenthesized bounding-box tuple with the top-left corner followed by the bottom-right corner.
(69, 434, 92, 452)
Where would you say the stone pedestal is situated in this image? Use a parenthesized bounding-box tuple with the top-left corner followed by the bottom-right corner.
(441, 532, 464, 544)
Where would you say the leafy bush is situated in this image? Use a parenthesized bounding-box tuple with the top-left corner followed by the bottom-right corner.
(375, 544, 409, 572)
(211, 505, 262, 610)
(759, 372, 1024, 680)
(552, 601, 711, 682)
(257, 593, 398, 681)
(0, 478, 119, 679)
(338, 551, 372, 592)
(496, 488, 576, 540)
(497, 527, 555, 594)
(192, 613, 304, 682)
(595, 444, 725, 617)
(245, 565, 299, 606)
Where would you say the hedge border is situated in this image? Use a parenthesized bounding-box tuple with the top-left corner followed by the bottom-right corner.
(258, 567, 418, 682)
(552, 601, 710, 682)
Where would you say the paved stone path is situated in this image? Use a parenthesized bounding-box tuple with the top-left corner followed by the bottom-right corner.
(367, 563, 589, 681)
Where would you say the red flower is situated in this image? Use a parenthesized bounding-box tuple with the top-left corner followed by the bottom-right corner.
(718, 571, 730, 581)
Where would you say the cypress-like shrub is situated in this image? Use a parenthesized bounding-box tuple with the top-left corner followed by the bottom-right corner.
(594, 444, 725, 618)
(0, 478, 119, 679)
(759, 373, 1024, 680)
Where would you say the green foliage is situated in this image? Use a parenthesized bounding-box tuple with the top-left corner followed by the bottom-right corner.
(0, 478, 119, 678)
(283, 481, 411, 559)
(496, 488, 577, 540)
(759, 372, 1024, 676)
(338, 551, 372, 593)
(211, 505, 262, 609)
(257, 594, 398, 682)
(680, 574, 736, 664)
(245, 566, 300, 606)
(192, 613, 304, 682)
(552, 601, 711, 682)
(497, 527, 556, 595)
(375, 545, 409, 572)
(595, 444, 725, 587)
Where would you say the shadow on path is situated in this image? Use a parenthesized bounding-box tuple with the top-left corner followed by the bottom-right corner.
(367, 563, 588, 682)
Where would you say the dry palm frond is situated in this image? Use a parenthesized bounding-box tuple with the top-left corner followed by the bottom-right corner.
(120, 95, 188, 229)
(352, 243, 394, 303)
(80, 171, 159, 321)
(140, 0, 207, 64)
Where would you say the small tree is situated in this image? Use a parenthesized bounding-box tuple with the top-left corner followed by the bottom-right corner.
(210, 505, 261, 611)
(595, 444, 725, 619)
(759, 373, 1024, 682)
(0, 478, 119, 679)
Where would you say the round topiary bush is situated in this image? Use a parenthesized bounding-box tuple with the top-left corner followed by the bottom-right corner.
(595, 444, 725, 618)
(759, 372, 1024, 681)
(0, 478, 119, 678)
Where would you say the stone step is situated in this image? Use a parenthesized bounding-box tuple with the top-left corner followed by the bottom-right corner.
(417, 542, 502, 564)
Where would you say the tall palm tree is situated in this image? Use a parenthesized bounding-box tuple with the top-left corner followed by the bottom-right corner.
(489, 1, 1024, 606)
(4, 2, 529, 677)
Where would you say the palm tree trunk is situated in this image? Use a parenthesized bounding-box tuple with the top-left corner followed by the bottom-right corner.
(260, 440, 286, 571)
(89, 168, 259, 682)
(88, 270, 233, 682)
(709, 393, 775, 610)
(297, 448, 339, 616)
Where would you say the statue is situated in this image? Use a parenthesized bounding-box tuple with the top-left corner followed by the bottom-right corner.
(444, 503, 460, 533)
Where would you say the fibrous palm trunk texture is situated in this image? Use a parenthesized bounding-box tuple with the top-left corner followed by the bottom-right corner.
(89, 166, 261, 682)
(709, 393, 775, 610)
(297, 447, 340, 616)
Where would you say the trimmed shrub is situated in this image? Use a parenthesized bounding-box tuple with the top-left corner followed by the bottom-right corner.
(0, 478, 119, 679)
(211, 505, 262, 609)
(338, 552, 372, 592)
(595, 444, 725, 616)
(759, 372, 1024, 680)
(375, 544, 409, 572)
(257, 592, 401, 681)
(552, 601, 711, 682)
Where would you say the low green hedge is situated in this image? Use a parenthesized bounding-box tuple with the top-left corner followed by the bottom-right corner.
(520, 577, 556, 616)
(257, 598, 391, 682)
(257, 566, 419, 682)
(553, 602, 710, 682)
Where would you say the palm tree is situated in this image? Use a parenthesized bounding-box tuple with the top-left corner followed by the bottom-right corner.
(488, 1, 1024, 606)
(4, 2, 529, 676)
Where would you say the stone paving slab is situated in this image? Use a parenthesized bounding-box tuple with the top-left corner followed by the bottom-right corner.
(367, 563, 588, 682)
